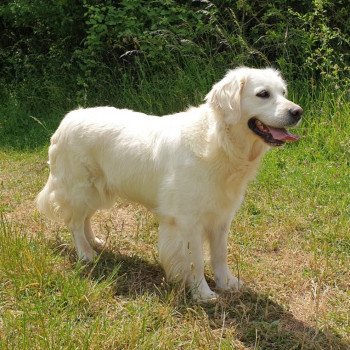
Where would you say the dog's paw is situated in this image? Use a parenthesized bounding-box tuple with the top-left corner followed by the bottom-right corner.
(92, 237, 105, 250)
(193, 290, 219, 303)
(215, 274, 244, 291)
(77, 246, 97, 262)
(192, 285, 219, 302)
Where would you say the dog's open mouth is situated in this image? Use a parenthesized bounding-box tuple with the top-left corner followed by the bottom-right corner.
(248, 118, 299, 146)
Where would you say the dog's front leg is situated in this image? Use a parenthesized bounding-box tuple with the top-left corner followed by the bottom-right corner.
(209, 227, 243, 291)
(184, 233, 218, 301)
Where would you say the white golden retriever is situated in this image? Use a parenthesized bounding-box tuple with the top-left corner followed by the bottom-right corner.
(37, 67, 303, 301)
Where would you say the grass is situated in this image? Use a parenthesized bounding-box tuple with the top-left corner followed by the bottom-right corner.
(0, 64, 349, 349)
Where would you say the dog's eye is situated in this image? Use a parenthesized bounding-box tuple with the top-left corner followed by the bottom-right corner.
(256, 90, 270, 98)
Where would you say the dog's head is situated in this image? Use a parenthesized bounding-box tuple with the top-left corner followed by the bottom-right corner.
(205, 67, 303, 146)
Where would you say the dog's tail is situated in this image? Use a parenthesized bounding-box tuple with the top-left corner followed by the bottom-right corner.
(36, 174, 61, 221)
(36, 128, 65, 222)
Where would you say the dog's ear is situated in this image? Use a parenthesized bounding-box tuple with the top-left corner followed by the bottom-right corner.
(205, 69, 246, 124)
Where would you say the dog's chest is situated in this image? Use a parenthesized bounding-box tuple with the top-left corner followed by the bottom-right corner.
(223, 159, 261, 198)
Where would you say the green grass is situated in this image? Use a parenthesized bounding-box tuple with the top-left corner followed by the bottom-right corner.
(0, 60, 225, 150)
(0, 65, 349, 349)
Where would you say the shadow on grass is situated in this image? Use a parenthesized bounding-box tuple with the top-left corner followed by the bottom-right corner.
(51, 239, 348, 350)
(88, 249, 166, 297)
(204, 289, 349, 350)
(48, 236, 165, 297)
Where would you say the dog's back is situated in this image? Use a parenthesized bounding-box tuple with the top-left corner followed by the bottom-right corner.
(36, 107, 185, 224)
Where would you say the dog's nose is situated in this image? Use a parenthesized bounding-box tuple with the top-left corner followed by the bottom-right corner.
(289, 106, 303, 121)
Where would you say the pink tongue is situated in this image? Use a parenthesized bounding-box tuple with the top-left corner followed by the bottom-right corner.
(267, 126, 299, 142)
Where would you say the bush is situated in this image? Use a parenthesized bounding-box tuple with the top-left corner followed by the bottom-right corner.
(0, 0, 349, 87)
(0, 0, 84, 78)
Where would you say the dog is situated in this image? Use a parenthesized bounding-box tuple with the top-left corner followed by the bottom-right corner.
(37, 67, 303, 301)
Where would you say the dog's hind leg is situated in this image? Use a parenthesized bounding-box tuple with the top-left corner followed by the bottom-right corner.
(84, 213, 105, 250)
(158, 219, 217, 301)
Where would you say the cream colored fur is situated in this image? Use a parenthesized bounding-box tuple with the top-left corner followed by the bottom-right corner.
(37, 67, 302, 301)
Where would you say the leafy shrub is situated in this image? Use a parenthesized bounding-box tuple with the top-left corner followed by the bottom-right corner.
(0, 0, 84, 79)
(0, 0, 349, 88)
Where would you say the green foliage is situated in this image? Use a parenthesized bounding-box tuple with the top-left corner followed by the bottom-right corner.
(0, 0, 84, 78)
(0, 0, 349, 88)
(82, 0, 218, 61)
(0, 0, 349, 149)
(74, 0, 222, 96)
(288, 1, 350, 85)
(211, 0, 350, 83)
